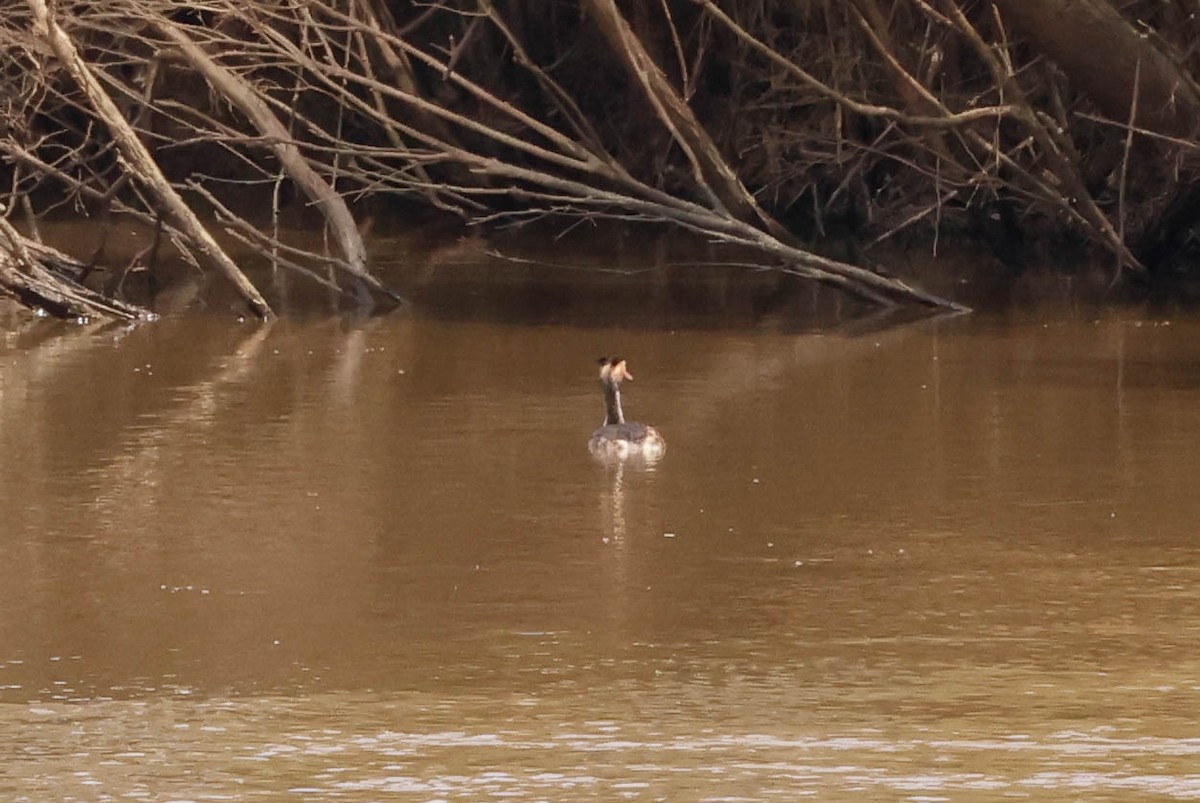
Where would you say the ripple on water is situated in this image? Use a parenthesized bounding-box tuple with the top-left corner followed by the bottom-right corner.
(2, 694, 1200, 799)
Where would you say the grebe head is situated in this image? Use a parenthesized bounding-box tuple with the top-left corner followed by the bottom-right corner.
(607, 356, 633, 383)
(597, 355, 633, 384)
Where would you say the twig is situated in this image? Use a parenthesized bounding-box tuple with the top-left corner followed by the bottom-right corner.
(1114, 57, 1140, 284)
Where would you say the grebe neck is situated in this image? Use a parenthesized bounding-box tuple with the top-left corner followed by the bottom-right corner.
(602, 379, 625, 425)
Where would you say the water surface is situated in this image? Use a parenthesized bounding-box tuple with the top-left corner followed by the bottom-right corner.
(2, 310, 1200, 799)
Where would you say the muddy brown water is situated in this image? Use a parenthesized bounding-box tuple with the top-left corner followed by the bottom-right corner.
(3, 307, 1200, 799)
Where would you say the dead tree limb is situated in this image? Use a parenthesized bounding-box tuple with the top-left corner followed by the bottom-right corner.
(265, 6, 962, 309)
(9, 0, 1190, 320)
(941, 0, 1144, 272)
(26, 0, 275, 319)
(154, 19, 399, 302)
(0, 214, 152, 321)
(585, 0, 794, 242)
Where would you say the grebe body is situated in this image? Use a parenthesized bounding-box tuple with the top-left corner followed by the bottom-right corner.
(587, 357, 666, 459)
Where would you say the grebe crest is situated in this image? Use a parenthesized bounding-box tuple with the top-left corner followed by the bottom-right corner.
(587, 356, 666, 461)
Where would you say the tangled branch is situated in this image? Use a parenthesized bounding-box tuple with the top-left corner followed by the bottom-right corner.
(2, 0, 1198, 318)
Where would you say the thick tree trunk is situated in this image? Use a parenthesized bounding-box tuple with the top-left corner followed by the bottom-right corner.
(992, 0, 1200, 138)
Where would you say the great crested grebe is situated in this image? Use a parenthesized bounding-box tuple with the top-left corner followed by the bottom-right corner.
(587, 356, 666, 459)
